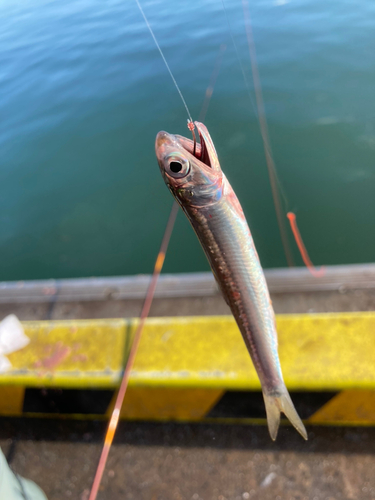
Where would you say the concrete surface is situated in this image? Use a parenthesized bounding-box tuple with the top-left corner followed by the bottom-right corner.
(1, 419, 375, 500)
(0, 287, 374, 499)
(0, 288, 374, 321)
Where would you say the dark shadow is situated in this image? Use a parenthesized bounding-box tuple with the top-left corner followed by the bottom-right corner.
(208, 390, 338, 420)
(0, 418, 374, 456)
(23, 389, 114, 415)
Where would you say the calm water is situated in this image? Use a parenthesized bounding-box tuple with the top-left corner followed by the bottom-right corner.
(0, 0, 374, 280)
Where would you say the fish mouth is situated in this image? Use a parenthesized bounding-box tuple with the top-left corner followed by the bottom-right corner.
(155, 122, 220, 171)
(175, 124, 210, 167)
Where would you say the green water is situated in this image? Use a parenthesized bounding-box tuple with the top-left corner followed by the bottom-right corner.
(0, 0, 374, 280)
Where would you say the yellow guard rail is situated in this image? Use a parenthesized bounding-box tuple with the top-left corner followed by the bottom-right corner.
(0, 312, 374, 426)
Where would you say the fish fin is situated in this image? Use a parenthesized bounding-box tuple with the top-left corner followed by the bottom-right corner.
(263, 388, 308, 441)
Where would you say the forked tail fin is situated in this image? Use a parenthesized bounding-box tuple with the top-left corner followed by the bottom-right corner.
(263, 388, 308, 441)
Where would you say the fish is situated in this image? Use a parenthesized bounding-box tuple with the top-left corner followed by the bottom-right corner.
(155, 121, 307, 441)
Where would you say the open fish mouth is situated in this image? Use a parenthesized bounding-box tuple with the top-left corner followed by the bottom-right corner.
(155, 122, 216, 170)
(174, 124, 212, 168)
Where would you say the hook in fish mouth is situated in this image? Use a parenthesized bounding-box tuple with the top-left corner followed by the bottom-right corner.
(175, 123, 211, 168)
(155, 121, 221, 172)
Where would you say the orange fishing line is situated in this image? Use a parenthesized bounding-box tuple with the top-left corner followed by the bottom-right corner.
(287, 212, 325, 277)
(241, 0, 294, 268)
(88, 202, 179, 500)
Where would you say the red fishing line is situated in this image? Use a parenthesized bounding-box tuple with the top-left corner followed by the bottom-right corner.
(287, 212, 325, 277)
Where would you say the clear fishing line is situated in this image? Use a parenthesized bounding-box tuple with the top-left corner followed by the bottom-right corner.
(220, 0, 257, 118)
(135, 0, 193, 123)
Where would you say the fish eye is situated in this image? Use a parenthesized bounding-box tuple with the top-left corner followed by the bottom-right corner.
(170, 161, 182, 173)
(165, 154, 190, 178)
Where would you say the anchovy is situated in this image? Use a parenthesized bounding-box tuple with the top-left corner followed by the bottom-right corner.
(155, 122, 307, 440)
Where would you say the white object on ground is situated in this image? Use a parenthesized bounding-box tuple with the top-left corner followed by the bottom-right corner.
(0, 314, 29, 373)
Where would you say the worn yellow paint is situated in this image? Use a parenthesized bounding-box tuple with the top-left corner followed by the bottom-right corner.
(108, 387, 224, 421)
(2, 319, 130, 388)
(0, 386, 24, 415)
(129, 313, 375, 390)
(308, 390, 375, 425)
(0, 312, 374, 393)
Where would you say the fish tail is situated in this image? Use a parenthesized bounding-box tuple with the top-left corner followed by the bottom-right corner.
(263, 388, 308, 441)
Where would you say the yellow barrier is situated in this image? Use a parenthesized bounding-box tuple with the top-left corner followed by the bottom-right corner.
(0, 313, 374, 425)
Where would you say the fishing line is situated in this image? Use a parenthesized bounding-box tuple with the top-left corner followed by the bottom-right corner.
(198, 44, 227, 124)
(222, 0, 289, 211)
(88, 202, 179, 500)
(220, 0, 257, 118)
(240, 0, 325, 273)
(241, 0, 294, 267)
(221, 0, 294, 266)
(287, 213, 325, 277)
(135, 0, 193, 123)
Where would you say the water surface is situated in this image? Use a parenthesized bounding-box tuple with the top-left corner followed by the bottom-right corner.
(0, 0, 374, 280)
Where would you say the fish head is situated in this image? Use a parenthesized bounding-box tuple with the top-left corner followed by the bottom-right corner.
(155, 122, 224, 207)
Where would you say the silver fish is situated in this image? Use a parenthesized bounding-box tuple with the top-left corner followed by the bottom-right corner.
(155, 122, 307, 440)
